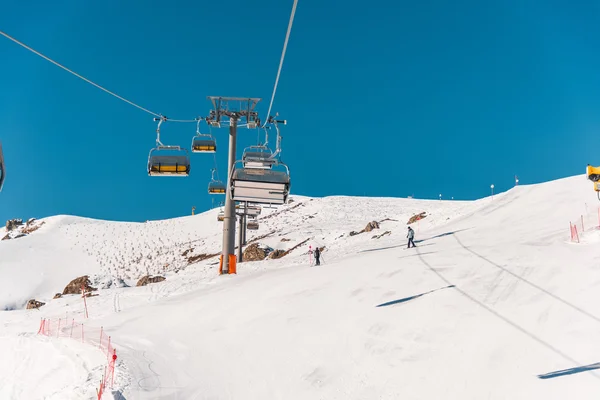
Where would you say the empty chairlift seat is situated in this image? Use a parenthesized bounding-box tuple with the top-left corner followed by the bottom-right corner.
(217, 211, 225, 222)
(242, 149, 276, 170)
(247, 221, 259, 230)
(148, 147, 190, 177)
(231, 162, 290, 205)
(192, 138, 217, 153)
(208, 180, 226, 194)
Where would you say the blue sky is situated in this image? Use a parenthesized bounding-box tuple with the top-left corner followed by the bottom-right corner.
(1, 0, 599, 223)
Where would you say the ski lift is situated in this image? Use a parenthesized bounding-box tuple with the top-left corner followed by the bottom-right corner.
(191, 117, 216, 153)
(230, 160, 291, 205)
(208, 168, 226, 194)
(235, 203, 261, 216)
(242, 147, 277, 169)
(247, 220, 259, 230)
(217, 210, 225, 222)
(0, 142, 5, 192)
(148, 116, 190, 177)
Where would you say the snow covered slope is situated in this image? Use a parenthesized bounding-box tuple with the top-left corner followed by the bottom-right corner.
(2, 174, 600, 399)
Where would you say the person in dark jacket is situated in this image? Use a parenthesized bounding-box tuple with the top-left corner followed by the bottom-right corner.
(314, 247, 321, 266)
(407, 227, 416, 248)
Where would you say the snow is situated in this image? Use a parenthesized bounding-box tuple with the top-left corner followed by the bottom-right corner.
(2, 174, 600, 399)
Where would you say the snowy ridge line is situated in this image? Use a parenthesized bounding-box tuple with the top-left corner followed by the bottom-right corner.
(37, 318, 118, 398)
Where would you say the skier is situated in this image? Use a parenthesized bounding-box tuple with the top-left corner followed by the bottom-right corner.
(407, 226, 416, 248)
(314, 247, 321, 266)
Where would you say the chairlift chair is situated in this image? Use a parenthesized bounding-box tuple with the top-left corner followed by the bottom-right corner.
(0, 142, 5, 192)
(191, 118, 217, 153)
(208, 168, 226, 194)
(230, 160, 291, 205)
(217, 210, 225, 222)
(242, 146, 276, 170)
(247, 220, 259, 230)
(148, 116, 191, 177)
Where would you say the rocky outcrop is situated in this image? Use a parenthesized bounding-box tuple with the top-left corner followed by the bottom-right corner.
(407, 212, 427, 225)
(372, 231, 391, 240)
(26, 299, 45, 309)
(63, 276, 97, 296)
(364, 221, 380, 232)
(269, 249, 286, 259)
(136, 275, 166, 286)
(243, 243, 270, 261)
(349, 221, 381, 236)
(53, 293, 62, 299)
(5, 219, 23, 231)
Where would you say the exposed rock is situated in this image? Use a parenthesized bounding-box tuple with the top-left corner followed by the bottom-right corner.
(407, 212, 427, 225)
(63, 275, 97, 295)
(53, 293, 62, 299)
(26, 299, 45, 309)
(349, 231, 360, 237)
(364, 221, 380, 232)
(187, 252, 220, 265)
(22, 221, 44, 234)
(243, 243, 268, 261)
(280, 238, 291, 242)
(136, 275, 166, 287)
(269, 249, 286, 259)
(5, 219, 23, 231)
(372, 231, 391, 240)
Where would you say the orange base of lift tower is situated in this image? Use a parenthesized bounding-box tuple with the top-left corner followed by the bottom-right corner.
(219, 254, 237, 275)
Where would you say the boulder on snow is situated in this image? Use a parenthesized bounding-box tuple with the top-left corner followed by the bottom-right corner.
(5, 219, 23, 231)
(136, 275, 166, 287)
(372, 231, 391, 240)
(26, 299, 45, 309)
(243, 243, 270, 261)
(63, 275, 97, 296)
(349, 221, 380, 237)
(269, 249, 286, 259)
(364, 221, 380, 232)
(407, 212, 427, 225)
(53, 293, 62, 299)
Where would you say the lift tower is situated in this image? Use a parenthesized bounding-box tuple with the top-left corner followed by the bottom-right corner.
(207, 96, 261, 274)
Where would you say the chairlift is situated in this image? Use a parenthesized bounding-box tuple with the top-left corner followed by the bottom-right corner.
(148, 116, 190, 177)
(217, 210, 225, 222)
(230, 160, 291, 205)
(242, 147, 277, 169)
(247, 220, 259, 230)
(235, 203, 261, 216)
(191, 117, 217, 153)
(0, 141, 5, 192)
(208, 168, 226, 194)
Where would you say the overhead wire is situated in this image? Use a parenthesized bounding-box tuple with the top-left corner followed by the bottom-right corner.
(262, 0, 299, 127)
(0, 29, 193, 122)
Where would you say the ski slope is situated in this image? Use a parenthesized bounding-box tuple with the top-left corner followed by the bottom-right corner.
(2, 174, 600, 399)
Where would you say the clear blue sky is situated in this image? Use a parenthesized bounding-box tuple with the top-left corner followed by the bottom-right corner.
(1, 0, 599, 223)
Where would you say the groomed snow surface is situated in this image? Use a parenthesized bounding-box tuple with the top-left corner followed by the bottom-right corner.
(2, 174, 600, 399)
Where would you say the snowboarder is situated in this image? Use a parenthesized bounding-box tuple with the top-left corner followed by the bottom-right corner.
(314, 247, 321, 266)
(407, 227, 416, 248)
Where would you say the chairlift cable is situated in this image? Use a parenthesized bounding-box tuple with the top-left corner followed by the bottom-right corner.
(262, 0, 298, 127)
(0, 30, 194, 122)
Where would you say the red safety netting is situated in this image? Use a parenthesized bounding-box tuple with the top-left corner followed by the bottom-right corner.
(38, 318, 117, 399)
